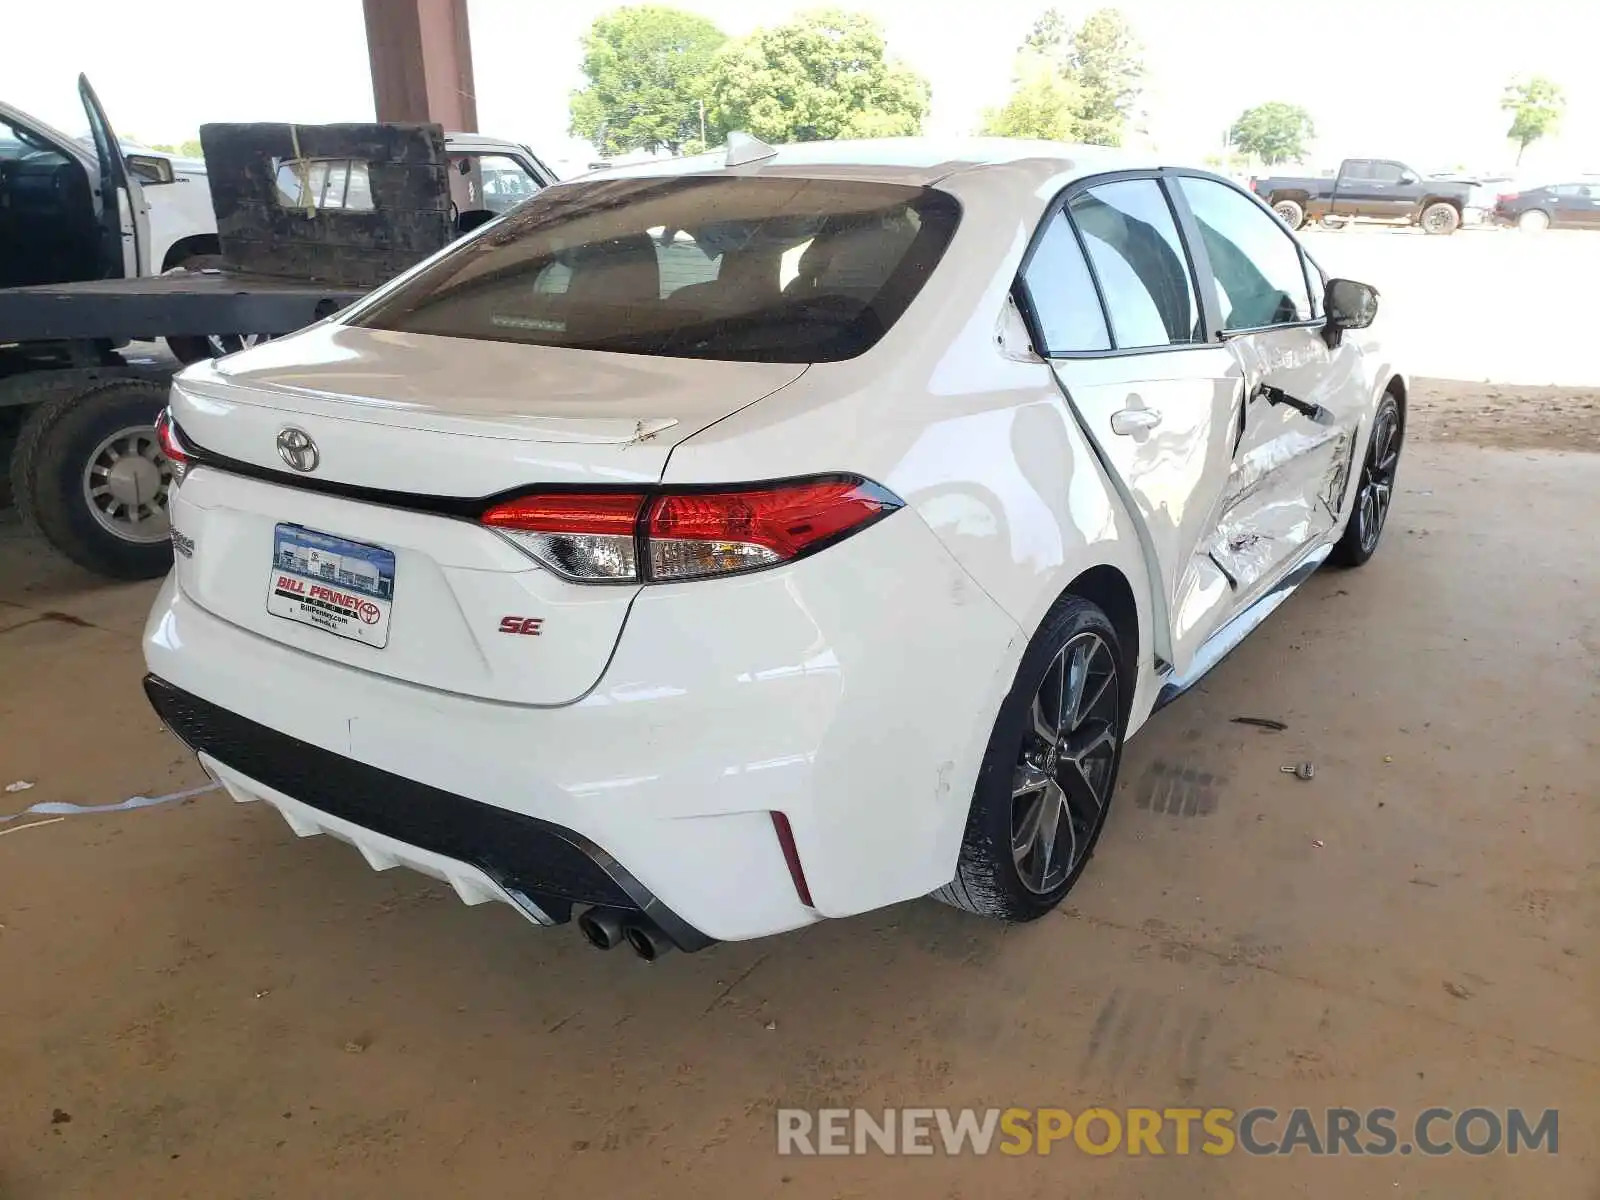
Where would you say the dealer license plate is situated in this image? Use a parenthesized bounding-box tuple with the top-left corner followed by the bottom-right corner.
(267, 524, 396, 648)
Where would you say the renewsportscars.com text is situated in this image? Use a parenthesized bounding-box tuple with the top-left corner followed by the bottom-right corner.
(776, 1106, 1559, 1157)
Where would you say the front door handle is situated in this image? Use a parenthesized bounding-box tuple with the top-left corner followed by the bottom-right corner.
(1110, 408, 1162, 437)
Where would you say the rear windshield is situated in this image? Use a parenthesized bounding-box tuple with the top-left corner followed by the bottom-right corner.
(351, 176, 961, 362)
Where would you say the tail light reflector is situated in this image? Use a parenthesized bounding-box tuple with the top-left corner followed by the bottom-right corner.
(481, 476, 901, 584)
(770, 811, 814, 908)
(154, 409, 191, 483)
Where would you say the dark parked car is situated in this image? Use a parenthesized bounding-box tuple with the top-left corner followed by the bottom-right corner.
(1250, 158, 1475, 235)
(1494, 181, 1600, 232)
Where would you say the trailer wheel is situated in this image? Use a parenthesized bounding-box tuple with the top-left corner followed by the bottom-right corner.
(11, 379, 176, 580)
(164, 254, 275, 363)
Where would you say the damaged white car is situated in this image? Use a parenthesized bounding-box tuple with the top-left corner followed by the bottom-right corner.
(143, 139, 1403, 957)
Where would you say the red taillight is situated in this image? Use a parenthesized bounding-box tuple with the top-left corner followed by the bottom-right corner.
(480, 476, 900, 584)
(1496, 193, 1517, 205)
(647, 478, 897, 580)
(1248, 178, 1258, 192)
(481, 491, 645, 582)
(153, 409, 191, 482)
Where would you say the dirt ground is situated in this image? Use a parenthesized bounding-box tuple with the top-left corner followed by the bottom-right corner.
(2, 234, 1598, 1197)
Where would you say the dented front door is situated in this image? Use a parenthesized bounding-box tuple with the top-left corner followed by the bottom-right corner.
(1212, 325, 1362, 599)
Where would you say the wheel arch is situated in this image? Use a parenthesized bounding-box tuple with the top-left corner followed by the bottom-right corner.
(160, 233, 222, 273)
(1419, 195, 1463, 214)
(1058, 564, 1140, 725)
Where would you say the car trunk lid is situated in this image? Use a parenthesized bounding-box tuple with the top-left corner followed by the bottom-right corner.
(166, 324, 806, 705)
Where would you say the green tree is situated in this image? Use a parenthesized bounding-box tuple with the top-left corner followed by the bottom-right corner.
(981, 51, 1081, 140)
(1501, 76, 1565, 165)
(1065, 8, 1144, 146)
(178, 138, 204, 158)
(1227, 102, 1315, 165)
(707, 9, 929, 144)
(569, 5, 727, 156)
(1023, 6, 1069, 59)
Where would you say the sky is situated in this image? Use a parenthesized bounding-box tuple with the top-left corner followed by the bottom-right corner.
(12, 0, 1599, 178)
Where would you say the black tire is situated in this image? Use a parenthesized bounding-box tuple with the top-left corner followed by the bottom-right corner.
(1420, 202, 1460, 235)
(10, 379, 176, 579)
(1330, 393, 1402, 568)
(163, 254, 276, 364)
(934, 596, 1126, 921)
(1273, 199, 1306, 230)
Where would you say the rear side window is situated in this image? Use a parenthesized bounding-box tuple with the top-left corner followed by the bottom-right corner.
(1175, 176, 1314, 330)
(1067, 179, 1201, 349)
(353, 176, 961, 362)
(1020, 212, 1110, 353)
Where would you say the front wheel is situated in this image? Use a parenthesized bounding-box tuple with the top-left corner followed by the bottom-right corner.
(1330, 393, 1402, 568)
(934, 597, 1125, 921)
(10, 379, 176, 579)
(1420, 202, 1461, 235)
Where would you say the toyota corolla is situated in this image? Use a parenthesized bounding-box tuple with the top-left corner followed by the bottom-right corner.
(142, 138, 1404, 959)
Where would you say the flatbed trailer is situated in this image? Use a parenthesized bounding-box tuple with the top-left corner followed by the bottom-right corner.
(0, 271, 367, 578)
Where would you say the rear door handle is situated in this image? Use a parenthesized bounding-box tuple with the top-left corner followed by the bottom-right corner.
(1110, 408, 1162, 437)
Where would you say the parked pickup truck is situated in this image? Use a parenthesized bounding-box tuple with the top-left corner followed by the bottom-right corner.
(1250, 159, 1476, 235)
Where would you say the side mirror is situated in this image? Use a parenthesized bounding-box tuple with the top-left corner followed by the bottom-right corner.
(1400, 172, 1419, 186)
(1323, 278, 1378, 345)
(126, 154, 176, 185)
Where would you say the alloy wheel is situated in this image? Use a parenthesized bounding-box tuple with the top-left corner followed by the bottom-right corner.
(1011, 631, 1120, 894)
(81, 425, 173, 543)
(1356, 404, 1400, 554)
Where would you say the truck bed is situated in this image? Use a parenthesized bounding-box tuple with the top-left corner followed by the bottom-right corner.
(0, 271, 367, 344)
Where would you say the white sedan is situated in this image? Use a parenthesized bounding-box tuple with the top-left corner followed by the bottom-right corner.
(142, 137, 1404, 959)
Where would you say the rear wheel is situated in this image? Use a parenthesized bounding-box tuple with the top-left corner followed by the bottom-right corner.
(1420, 202, 1461, 235)
(10, 379, 176, 579)
(1330, 393, 1402, 567)
(1518, 209, 1550, 233)
(1272, 199, 1306, 229)
(934, 597, 1125, 921)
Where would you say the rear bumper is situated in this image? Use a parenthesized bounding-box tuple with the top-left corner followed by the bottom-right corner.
(141, 513, 1024, 942)
(144, 675, 712, 950)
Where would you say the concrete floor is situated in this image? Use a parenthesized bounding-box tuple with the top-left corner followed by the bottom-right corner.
(1, 438, 1595, 1198)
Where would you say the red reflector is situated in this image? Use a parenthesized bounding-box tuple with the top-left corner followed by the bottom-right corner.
(770, 812, 814, 908)
(154, 409, 189, 463)
(647, 478, 896, 559)
(480, 491, 645, 534)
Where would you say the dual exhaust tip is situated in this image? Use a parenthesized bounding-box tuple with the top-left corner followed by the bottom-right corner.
(577, 906, 674, 962)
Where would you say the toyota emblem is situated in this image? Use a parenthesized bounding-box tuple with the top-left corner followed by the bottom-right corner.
(276, 427, 319, 472)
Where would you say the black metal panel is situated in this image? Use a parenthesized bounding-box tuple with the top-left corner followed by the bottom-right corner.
(0, 272, 365, 342)
(199, 122, 453, 288)
(143, 675, 635, 909)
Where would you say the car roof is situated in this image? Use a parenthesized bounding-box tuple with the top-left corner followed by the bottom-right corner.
(586, 136, 1156, 188)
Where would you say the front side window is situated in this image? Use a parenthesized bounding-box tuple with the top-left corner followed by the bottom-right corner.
(1370, 162, 1404, 184)
(1020, 211, 1111, 353)
(1067, 178, 1200, 350)
(354, 176, 960, 363)
(1176, 176, 1315, 331)
(450, 152, 545, 216)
